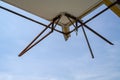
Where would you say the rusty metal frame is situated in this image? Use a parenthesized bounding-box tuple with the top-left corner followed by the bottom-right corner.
(0, 0, 119, 58)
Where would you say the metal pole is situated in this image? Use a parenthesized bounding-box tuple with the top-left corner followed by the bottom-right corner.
(69, 1, 118, 33)
(18, 15, 61, 56)
(18, 27, 48, 56)
(19, 31, 53, 56)
(0, 6, 64, 34)
(81, 26, 94, 58)
(78, 20, 114, 45)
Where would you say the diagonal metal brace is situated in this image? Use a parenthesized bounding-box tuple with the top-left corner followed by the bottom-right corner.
(18, 15, 61, 57)
(65, 13, 114, 45)
(81, 26, 94, 58)
(69, 0, 119, 34)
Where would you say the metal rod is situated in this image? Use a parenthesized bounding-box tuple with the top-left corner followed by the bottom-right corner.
(78, 20, 114, 45)
(0, 6, 64, 34)
(0, 6, 47, 27)
(75, 21, 78, 35)
(66, 15, 78, 35)
(66, 15, 77, 29)
(85, 1, 118, 24)
(52, 15, 62, 30)
(18, 15, 61, 57)
(69, 1, 118, 34)
(81, 26, 94, 58)
(18, 27, 48, 56)
(19, 31, 53, 56)
(65, 13, 114, 45)
(83, 24, 114, 45)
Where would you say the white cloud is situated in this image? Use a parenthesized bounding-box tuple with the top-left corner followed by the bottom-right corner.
(0, 73, 59, 80)
(72, 71, 120, 80)
(0, 73, 13, 80)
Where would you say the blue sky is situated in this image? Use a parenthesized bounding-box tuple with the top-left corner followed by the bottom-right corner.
(0, 1, 120, 80)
